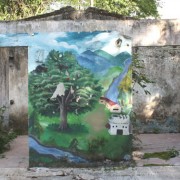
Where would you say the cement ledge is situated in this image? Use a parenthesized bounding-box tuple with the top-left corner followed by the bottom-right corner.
(0, 166, 180, 180)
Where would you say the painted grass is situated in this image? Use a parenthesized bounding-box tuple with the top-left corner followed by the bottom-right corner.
(38, 113, 87, 127)
(37, 112, 132, 160)
(39, 115, 90, 150)
(40, 122, 90, 150)
(29, 103, 132, 161)
(89, 129, 132, 160)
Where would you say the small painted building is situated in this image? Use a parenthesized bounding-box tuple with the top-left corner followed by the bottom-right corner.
(99, 97, 121, 113)
(106, 114, 131, 135)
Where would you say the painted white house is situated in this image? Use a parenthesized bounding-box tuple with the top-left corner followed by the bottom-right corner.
(106, 114, 131, 135)
(99, 97, 121, 113)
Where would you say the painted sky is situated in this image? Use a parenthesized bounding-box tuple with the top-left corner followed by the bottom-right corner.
(0, 31, 131, 72)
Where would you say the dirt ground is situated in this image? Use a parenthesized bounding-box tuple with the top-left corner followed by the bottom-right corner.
(134, 133, 180, 166)
(0, 136, 28, 168)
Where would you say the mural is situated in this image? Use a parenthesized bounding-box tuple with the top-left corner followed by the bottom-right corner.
(0, 31, 132, 167)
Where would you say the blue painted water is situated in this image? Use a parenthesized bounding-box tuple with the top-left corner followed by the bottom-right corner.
(105, 58, 132, 103)
(29, 136, 88, 164)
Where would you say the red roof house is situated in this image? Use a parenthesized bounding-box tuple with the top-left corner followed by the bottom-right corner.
(99, 97, 121, 113)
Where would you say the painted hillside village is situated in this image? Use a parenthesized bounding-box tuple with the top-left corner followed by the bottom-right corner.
(99, 97, 131, 136)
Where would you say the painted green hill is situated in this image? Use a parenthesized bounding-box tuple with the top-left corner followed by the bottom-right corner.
(100, 66, 123, 93)
(95, 49, 131, 67)
(94, 49, 114, 60)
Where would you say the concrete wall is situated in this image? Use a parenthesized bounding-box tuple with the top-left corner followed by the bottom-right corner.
(0, 47, 28, 132)
(0, 12, 180, 132)
(0, 48, 9, 125)
(1, 19, 180, 46)
(9, 47, 28, 133)
(133, 46, 180, 132)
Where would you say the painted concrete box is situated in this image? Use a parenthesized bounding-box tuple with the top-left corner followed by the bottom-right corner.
(0, 31, 132, 167)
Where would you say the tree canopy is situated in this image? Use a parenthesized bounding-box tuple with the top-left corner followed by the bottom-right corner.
(95, 0, 160, 18)
(0, 0, 49, 20)
(0, 0, 160, 20)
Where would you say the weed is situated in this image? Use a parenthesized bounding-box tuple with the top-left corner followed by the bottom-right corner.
(143, 149, 179, 160)
(143, 164, 170, 167)
(0, 106, 17, 154)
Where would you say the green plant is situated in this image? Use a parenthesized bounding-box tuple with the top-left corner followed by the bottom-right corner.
(0, 106, 6, 122)
(0, 0, 50, 20)
(143, 164, 170, 167)
(130, 53, 155, 148)
(132, 53, 155, 95)
(143, 149, 179, 160)
(153, 127, 160, 134)
(0, 106, 17, 154)
(0, 0, 160, 20)
(66, 0, 160, 18)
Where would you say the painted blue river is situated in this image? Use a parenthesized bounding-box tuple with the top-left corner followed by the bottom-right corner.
(29, 136, 88, 164)
(105, 58, 132, 103)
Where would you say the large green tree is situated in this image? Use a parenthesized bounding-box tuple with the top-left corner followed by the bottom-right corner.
(29, 50, 102, 130)
(68, 0, 160, 18)
(95, 0, 160, 18)
(0, 0, 160, 20)
(0, 0, 50, 20)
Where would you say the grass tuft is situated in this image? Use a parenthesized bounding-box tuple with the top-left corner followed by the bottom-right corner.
(143, 149, 179, 160)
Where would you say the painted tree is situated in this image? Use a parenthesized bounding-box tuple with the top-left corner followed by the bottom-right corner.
(29, 50, 102, 130)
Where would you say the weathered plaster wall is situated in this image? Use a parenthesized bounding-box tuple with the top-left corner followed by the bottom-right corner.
(0, 48, 9, 125)
(0, 14, 180, 132)
(133, 46, 180, 132)
(1, 19, 180, 46)
(9, 47, 28, 133)
(0, 47, 28, 132)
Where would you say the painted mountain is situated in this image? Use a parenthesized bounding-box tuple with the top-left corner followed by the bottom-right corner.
(77, 49, 131, 75)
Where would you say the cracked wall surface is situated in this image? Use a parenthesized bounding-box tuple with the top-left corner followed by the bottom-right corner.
(133, 46, 180, 132)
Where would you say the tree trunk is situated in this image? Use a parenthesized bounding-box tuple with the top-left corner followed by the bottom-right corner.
(90, 0, 94, 7)
(59, 104, 68, 131)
